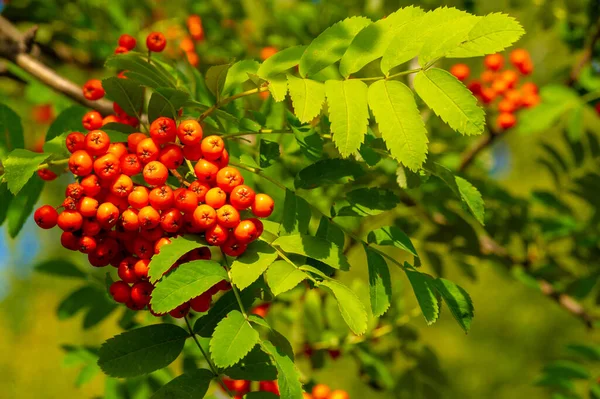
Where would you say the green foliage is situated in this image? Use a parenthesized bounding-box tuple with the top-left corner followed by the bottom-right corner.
(414, 68, 485, 136)
(299, 16, 372, 78)
(98, 324, 188, 377)
(266, 260, 308, 296)
(224, 347, 278, 381)
(150, 369, 213, 399)
(106, 52, 176, 89)
(287, 75, 325, 123)
(102, 77, 144, 118)
(151, 260, 228, 313)
(325, 79, 369, 157)
(148, 88, 190, 122)
(294, 159, 364, 189)
(35, 259, 86, 279)
(230, 240, 278, 290)
(147, 235, 206, 282)
(6, 177, 43, 237)
(0, 103, 25, 160)
(367, 226, 418, 257)
(405, 269, 441, 325)
(368, 80, 428, 170)
(194, 288, 257, 338)
(210, 310, 260, 368)
(272, 234, 350, 270)
(321, 280, 368, 335)
(205, 64, 231, 102)
(2, 149, 49, 194)
(261, 341, 304, 399)
(45, 106, 87, 142)
(364, 246, 392, 317)
(433, 278, 474, 333)
(279, 190, 311, 235)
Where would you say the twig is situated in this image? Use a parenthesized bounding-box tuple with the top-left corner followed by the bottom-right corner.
(567, 20, 600, 87)
(458, 129, 496, 172)
(183, 316, 234, 398)
(0, 16, 113, 115)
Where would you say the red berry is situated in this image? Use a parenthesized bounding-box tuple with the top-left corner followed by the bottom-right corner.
(118, 34, 137, 50)
(34, 205, 58, 229)
(82, 79, 105, 101)
(110, 281, 131, 303)
(131, 281, 153, 307)
(146, 32, 167, 52)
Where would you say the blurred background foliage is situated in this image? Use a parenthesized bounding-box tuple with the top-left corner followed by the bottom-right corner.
(2, 0, 600, 398)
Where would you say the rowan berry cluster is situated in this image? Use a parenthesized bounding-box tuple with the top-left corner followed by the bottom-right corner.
(33, 113, 274, 316)
(450, 49, 539, 130)
(219, 379, 349, 399)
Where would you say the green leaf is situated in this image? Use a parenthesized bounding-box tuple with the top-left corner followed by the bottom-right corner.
(425, 161, 485, 224)
(292, 127, 323, 161)
(223, 60, 260, 95)
(516, 85, 580, 135)
(230, 240, 278, 290)
(380, 7, 469, 74)
(367, 226, 418, 257)
(566, 344, 600, 361)
(405, 270, 440, 325)
(57, 286, 101, 320)
(258, 45, 306, 78)
(210, 310, 259, 368)
(3, 149, 49, 195)
(106, 52, 175, 89)
(287, 75, 325, 123)
(325, 79, 369, 157)
(148, 88, 190, 123)
(315, 216, 345, 248)
(261, 341, 303, 399)
(433, 278, 474, 333)
(259, 139, 280, 168)
(148, 235, 206, 283)
(418, 15, 479, 65)
(339, 6, 424, 77)
(150, 369, 213, 399)
(104, 130, 130, 144)
(98, 324, 188, 378)
(273, 234, 350, 271)
(245, 392, 280, 399)
(45, 106, 87, 142)
(542, 360, 591, 380)
(43, 132, 69, 156)
(303, 289, 325, 342)
(279, 189, 311, 236)
(205, 64, 231, 102)
(266, 260, 308, 296)
(224, 347, 278, 381)
(0, 183, 12, 227)
(6, 177, 43, 237)
(368, 80, 428, 170)
(151, 260, 227, 313)
(102, 77, 143, 118)
(447, 13, 525, 58)
(194, 288, 256, 337)
(299, 16, 372, 78)
(0, 103, 25, 160)
(364, 246, 392, 317)
(35, 259, 86, 279)
(321, 280, 368, 335)
(294, 159, 364, 189)
(337, 187, 400, 217)
(413, 68, 485, 136)
(265, 74, 288, 102)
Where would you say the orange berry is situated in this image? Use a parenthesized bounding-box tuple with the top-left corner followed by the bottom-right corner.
(111, 174, 134, 197)
(497, 112, 517, 130)
(500, 70, 519, 88)
(149, 185, 174, 210)
(68, 150, 93, 176)
(216, 167, 243, 193)
(66, 132, 85, 153)
(82, 79, 105, 101)
(34, 205, 58, 229)
(97, 202, 120, 229)
(521, 82, 538, 94)
(177, 119, 203, 145)
(85, 130, 110, 156)
(189, 180, 211, 203)
(146, 32, 167, 52)
(200, 135, 225, 161)
(206, 223, 229, 246)
(260, 46, 278, 61)
(450, 63, 470, 81)
(234, 219, 259, 243)
(57, 210, 83, 232)
(174, 189, 199, 214)
(230, 185, 255, 210)
(216, 204, 240, 228)
(192, 204, 217, 230)
(491, 79, 509, 95)
(138, 206, 161, 230)
(128, 186, 150, 209)
(150, 117, 177, 145)
(127, 132, 147, 153)
(509, 48, 530, 68)
(312, 384, 331, 399)
(94, 154, 121, 180)
(160, 208, 183, 233)
(121, 208, 140, 231)
(118, 34, 137, 50)
(205, 187, 227, 209)
(121, 154, 143, 176)
(329, 390, 350, 399)
(77, 196, 99, 217)
(252, 194, 274, 218)
(221, 236, 247, 257)
(498, 98, 517, 113)
(137, 138, 161, 164)
(82, 111, 103, 131)
(484, 53, 504, 71)
(194, 159, 220, 182)
(143, 161, 169, 186)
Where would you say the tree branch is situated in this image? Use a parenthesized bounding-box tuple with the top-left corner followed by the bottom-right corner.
(0, 16, 113, 115)
(479, 235, 595, 329)
(567, 21, 600, 87)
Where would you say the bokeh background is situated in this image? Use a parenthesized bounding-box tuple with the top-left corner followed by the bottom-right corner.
(1, 0, 600, 398)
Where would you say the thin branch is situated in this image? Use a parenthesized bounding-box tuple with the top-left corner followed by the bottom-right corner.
(458, 129, 496, 172)
(567, 20, 600, 87)
(183, 316, 234, 398)
(0, 16, 113, 115)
